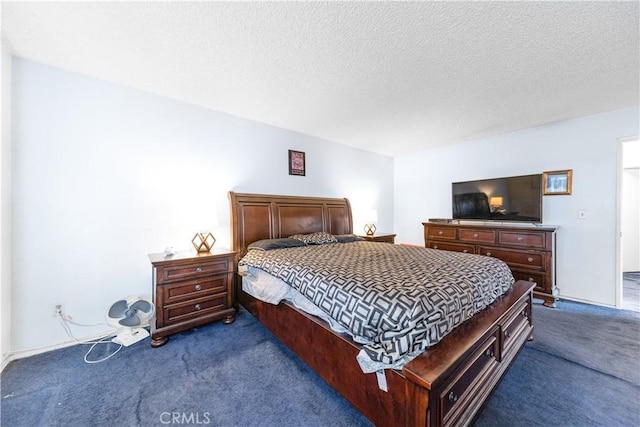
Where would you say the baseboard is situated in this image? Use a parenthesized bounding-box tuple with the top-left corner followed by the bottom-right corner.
(556, 295, 617, 309)
(1, 329, 114, 370)
(1, 352, 11, 372)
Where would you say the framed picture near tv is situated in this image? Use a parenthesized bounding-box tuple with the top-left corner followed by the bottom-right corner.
(543, 169, 572, 195)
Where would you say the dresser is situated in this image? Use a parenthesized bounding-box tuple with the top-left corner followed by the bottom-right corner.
(423, 222, 558, 307)
(148, 249, 237, 347)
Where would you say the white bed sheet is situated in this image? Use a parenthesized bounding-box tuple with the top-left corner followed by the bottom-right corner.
(241, 265, 415, 373)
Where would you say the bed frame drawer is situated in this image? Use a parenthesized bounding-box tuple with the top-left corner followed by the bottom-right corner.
(501, 300, 532, 358)
(439, 329, 501, 425)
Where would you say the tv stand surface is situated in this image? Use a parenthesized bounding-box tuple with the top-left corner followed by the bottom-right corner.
(423, 222, 558, 307)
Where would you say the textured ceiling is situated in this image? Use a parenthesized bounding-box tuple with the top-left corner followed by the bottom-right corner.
(2, 1, 639, 157)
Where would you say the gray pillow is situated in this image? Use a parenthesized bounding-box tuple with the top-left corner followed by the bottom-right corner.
(335, 234, 365, 243)
(248, 238, 307, 251)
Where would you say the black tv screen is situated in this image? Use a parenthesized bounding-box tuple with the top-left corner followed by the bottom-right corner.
(452, 174, 543, 223)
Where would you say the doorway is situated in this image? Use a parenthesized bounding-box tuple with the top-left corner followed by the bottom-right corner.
(620, 138, 640, 312)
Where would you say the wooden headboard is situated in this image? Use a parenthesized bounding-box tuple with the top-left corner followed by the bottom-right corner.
(228, 192, 353, 258)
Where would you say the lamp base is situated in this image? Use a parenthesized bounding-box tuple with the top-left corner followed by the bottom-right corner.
(363, 224, 377, 236)
(192, 232, 216, 252)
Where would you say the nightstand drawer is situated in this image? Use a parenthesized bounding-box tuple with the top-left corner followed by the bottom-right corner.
(163, 275, 229, 304)
(163, 295, 228, 325)
(160, 258, 231, 284)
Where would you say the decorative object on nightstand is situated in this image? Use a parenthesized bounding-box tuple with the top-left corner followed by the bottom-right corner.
(192, 232, 216, 252)
(190, 212, 220, 253)
(148, 249, 237, 347)
(361, 209, 378, 236)
(359, 233, 396, 244)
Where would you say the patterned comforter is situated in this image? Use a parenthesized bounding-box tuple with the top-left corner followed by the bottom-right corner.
(239, 241, 514, 368)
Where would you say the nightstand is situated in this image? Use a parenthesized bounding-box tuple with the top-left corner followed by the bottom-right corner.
(359, 233, 396, 244)
(148, 249, 236, 347)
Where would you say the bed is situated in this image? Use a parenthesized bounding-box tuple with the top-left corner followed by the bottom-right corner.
(229, 192, 534, 426)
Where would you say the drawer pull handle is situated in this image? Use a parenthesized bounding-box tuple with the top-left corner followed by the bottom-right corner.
(196, 267, 202, 273)
(527, 257, 534, 263)
(522, 310, 528, 318)
(528, 278, 535, 282)
(486, 251, 492, 256)
(485, 348, 494, 358)
(463, 250, 468, 253)
(438, 231, 443, 235)
(448, 392, 458, 404)
(517, 236, 524, 241)
(195, 304, 202, 311)
(434, 245, 438, 249)
(473, 233, 479, 238)
(505, 331, 512, 338)
(195, 284, 202, 291)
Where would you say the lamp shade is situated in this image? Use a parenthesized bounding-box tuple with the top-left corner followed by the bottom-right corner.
(361, 209, 378, 223)
(489, 196, 503, 206)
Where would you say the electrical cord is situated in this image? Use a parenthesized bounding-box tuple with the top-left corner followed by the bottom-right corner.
(55, 311, 123, 363)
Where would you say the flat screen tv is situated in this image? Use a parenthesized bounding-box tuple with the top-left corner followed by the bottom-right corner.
(452, 174, 543, 223)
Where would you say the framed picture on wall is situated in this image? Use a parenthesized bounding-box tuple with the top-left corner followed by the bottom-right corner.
(288, 150, 306, 176)
(543, 169, 572, 195)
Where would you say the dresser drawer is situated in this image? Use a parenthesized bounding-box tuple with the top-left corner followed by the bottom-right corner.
(163, 275, 229, 304)
(459, 228, 496, 244)
(440, 329, 500, 424)
(427, 241, 475, 254)
(511, 270, 546, 293)
(163, 295, 229, 325)
(479, 247, 545, 270)
(427, 227, 457, 240)
(160, 258, 231, 284)
(498, 231, 546, 249)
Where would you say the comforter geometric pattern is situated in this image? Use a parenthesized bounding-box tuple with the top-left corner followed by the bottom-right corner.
(239, 241, 514, 366)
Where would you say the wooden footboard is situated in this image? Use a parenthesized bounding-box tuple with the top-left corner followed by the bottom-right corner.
(239, 279, 534, 426)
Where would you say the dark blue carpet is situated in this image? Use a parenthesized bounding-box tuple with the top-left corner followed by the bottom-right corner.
(2, 300, 639, 426)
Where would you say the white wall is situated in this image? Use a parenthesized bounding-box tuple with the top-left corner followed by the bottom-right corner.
(1, 38, 13, 368)
(395, 107, 640, 307)
(10, 58, 394, 354)
(622, 168, 639, 271)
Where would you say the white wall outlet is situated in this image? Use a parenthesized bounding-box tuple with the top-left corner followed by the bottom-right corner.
(578, 210, 588, 219)
(53, 303, 64, 317)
